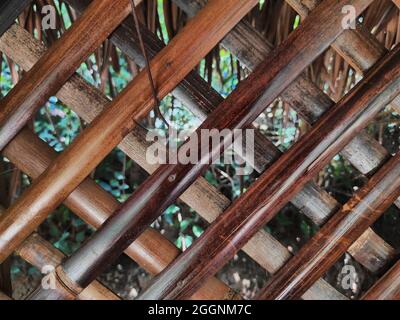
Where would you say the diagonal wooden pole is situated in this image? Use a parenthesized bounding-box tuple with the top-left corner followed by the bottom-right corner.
(27, 0, 371, 300)
(257, 151, 400, 299)
(138, 44, 400, 300)
(0, 0, 258, 265)
(0, 0, 132, 151)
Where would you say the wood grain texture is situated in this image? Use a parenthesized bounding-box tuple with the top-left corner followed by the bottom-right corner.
(138, 44, 400, 300)
(1, 18, 389, 302)
(2, 128, 234, 300)
(0, 24, 343, 301)
(45, 0, 372, 299)
(0, 205, 118, 300)
(0, 0, 31, 37)
(257, 152, 400, 299)
(0, 0, 131, 151)
(0, 0, 257, 267)
(363, 260, 400, 300)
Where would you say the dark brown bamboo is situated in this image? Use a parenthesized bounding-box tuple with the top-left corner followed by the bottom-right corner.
(27, 0, 371, 300)
(2, 128, 236, 300)
(0, 25, 343, 299)
(138, 44, 400, 300)
(0, 0, 257, 265)
(257, 151, 400, 300)
(0, 0, 131, 151)
(362, 260, 400, 300)
(64, 0, 398, 278)
(0, 0, 31, 37)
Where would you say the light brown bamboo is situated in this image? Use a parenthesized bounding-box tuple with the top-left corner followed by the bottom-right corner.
(0, 0, 258, 264)
(0, 25, 345, 300)
(0, 0, 132, 150)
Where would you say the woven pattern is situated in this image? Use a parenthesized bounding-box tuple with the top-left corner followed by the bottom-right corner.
(0, 0, 399, 300)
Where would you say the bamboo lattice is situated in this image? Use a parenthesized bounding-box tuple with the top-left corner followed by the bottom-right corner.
(0, 0, 399, 300)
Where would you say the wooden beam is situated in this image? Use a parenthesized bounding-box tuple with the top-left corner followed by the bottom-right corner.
(0, 0, 31, 37)
(257, 151, 400, 299)
(0, 25, 342, 300)
(64, 0, 397, 276)
(138, 44, 400, 300)
(27, 0, 371, 300)
(0, 0, 132, 151)
(363, 260, 400, 300)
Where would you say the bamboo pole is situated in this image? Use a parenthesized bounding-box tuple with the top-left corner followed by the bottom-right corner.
(362, 260, 400, 300)
(257, 151, 400, 299)
(0, 0, 31, 37)
(2, 129, 236, 300)
(0, 0, 132, 151)
(138, 44, 400, 300)
(0, 0, 258, 264)
(64, 0, 397, 276)
(26, 0, 371, 300)
(0, 25, 343, 300)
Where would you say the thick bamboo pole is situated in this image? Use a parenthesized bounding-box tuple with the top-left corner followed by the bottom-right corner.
(0, 0, 132, 151)
(0, 0, 258, 264)
(139, 44, 400, 300)
(0, 0, 31, 37)
(65, 0, 397, 275)
(27, 0, 371, 300)
(0, 205, 118, 300)
(2, 129, 236, 300)
(362, 260, 400, 300)
(0, 25, 342, 300)
(257, 152, 400, 299)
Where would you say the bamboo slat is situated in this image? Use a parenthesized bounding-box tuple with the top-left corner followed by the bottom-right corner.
(362, 260, 400, 300)
(138, 44, 400, 300)
(28, 0, 372, 300)
(0, 0, 258, 265)
(257, 151, 400, 299)
(0, 0, 131, 150)
(0, 25, 343, 300)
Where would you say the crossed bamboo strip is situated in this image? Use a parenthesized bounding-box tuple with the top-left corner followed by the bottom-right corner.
(0, 25, 343, 300)
(0, 0, 396, 298)
(67, 0, 396, 277)
(0, 0, 31, 37)
(22, 0, 375, 299)
(0, 0, 390, 298)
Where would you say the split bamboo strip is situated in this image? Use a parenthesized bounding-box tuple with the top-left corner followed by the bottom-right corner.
(257, 151, 400, 299)
(28, 0, 371, 300)
(0, 205, 118, 300)
(0, 0, 132, 150)
(0, 25, 343, 300)
(1, 129, 236, 300)
(175, 0, 392, 181)
(362, 260, 400, 300)
(0, 0, 31, 37)
(0, 0, 258, 264)
(139, 44, 400, 300)
(393, 0, 400, 9)
(67, 1, 399, 277)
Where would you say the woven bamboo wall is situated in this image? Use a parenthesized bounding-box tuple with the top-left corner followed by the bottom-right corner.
(0, 0, 399, 300)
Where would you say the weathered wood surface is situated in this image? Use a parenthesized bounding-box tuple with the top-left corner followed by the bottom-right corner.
(2, 129, 234, 300)
(65, 0, 396, 275)
(0, 0, 131, 150)
(257, 151, 400, 299)
(28, 0, 372, 300)
(0, 0, 31, 37)
(0, 25, 343, 300)
(139, 44, 400, 300)
(0, 0, 257, 266)
(363, 260, 400, 300)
